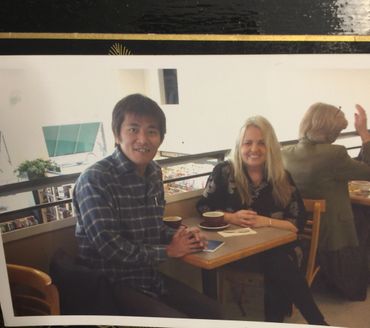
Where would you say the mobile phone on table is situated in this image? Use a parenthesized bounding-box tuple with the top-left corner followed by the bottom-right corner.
(203, 239, 225, 252)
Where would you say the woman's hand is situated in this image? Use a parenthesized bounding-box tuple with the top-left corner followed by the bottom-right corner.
(354, 104, 370, 143)
(225, 209, 258, 227)
(247, 215, 271, 228)
(225, 211, 298, 232)
(246, 215, 298, 232)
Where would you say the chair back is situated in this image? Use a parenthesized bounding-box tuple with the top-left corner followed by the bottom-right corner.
(49, 249, 119, 315)
(7, 263, 60, 315)
(301, 199, 326, 286)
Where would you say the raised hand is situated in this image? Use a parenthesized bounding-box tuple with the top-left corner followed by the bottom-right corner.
(354, 104, 370, 144)
(354, 104, 368, 135)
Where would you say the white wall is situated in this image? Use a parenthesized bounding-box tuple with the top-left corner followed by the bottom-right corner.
(0, 65, 151, 183)
(1, 55, 370, 183)
(0, 65, 121, 169)
(162, 58, 370, 153)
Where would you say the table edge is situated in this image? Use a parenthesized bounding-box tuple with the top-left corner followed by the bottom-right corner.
(181, 230, 297, 270)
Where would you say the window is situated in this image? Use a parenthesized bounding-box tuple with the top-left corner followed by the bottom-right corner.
(42, 123, 101, 157)
(159, 69, 179, 105)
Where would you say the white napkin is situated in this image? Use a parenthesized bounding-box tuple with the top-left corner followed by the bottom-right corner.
(218, 227, 257, 237)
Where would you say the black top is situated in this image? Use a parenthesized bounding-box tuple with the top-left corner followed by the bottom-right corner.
(197, 161, 307, 233)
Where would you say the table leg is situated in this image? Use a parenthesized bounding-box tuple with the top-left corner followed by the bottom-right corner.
(201, 268, 219, 299)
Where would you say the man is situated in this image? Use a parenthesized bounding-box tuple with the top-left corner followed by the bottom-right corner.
(73, 93, 222, 318)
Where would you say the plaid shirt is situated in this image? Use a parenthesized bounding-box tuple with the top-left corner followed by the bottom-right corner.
(74, 147, 175, 296)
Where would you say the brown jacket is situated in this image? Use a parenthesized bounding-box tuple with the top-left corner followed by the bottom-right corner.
(282, 139, 370, 252)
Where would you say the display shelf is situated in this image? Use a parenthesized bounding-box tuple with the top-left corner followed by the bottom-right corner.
(36, 184, 74, 223)
(163, 162, 215, 195)
(1, 216, 77, 244)
(0, 177, 76, 234)
(0, 215, 38, 233)
(159, 149, 228, 196)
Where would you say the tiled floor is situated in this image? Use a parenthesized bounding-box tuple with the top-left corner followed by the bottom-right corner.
(222, 276, 370, 327)
(285, 285, 370, 328)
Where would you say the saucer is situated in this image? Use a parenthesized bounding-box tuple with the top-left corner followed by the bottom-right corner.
(198, 221, 230, 230)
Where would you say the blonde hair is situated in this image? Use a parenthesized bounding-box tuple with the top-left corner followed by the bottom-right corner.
(231, 116, 293, 207)
(299, 102, 347, 143)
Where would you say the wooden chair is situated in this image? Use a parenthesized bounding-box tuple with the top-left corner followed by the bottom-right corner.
(300, 198, 326, 287)
(7, 263, 60, 315)
(286, 198, 326, 316)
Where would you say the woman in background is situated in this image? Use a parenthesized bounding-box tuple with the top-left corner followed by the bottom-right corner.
(197, 116, 327, 325)
(282, 103, 370, 301)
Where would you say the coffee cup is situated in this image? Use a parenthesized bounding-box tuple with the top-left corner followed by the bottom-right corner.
(163, 216, 183, 229)
(202, 211, 225, 227)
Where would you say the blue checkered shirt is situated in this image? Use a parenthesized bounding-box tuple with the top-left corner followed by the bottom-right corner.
(74, 147, 175, 296)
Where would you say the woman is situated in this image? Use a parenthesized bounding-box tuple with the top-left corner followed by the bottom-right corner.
(282, 103, 370, 301)
(197, 116, 327, 325)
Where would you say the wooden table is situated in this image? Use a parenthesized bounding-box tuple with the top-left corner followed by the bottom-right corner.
(350, 192, 370, 206)
(181, 216, 297, 299)
(349, 181, 370, 206)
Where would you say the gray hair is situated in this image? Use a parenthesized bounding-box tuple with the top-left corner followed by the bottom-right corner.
(299, 102, 347, 143)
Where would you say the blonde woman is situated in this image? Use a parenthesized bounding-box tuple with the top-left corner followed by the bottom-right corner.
(282, 103, 370, 301)
(197, 116, 327, 325)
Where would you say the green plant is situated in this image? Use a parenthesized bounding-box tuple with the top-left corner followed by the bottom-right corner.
(14, 158, 60, 179)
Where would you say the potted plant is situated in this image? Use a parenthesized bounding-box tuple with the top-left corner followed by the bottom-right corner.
(14, 158, 61, 180)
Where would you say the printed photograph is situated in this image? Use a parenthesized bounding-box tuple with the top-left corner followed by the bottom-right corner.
(1, 54, 370, 327)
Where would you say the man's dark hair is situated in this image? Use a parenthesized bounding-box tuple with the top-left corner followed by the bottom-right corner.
(112, 93, 166, 146)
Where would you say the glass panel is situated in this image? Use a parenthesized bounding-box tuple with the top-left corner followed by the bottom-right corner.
(42, 123, 100, 157)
